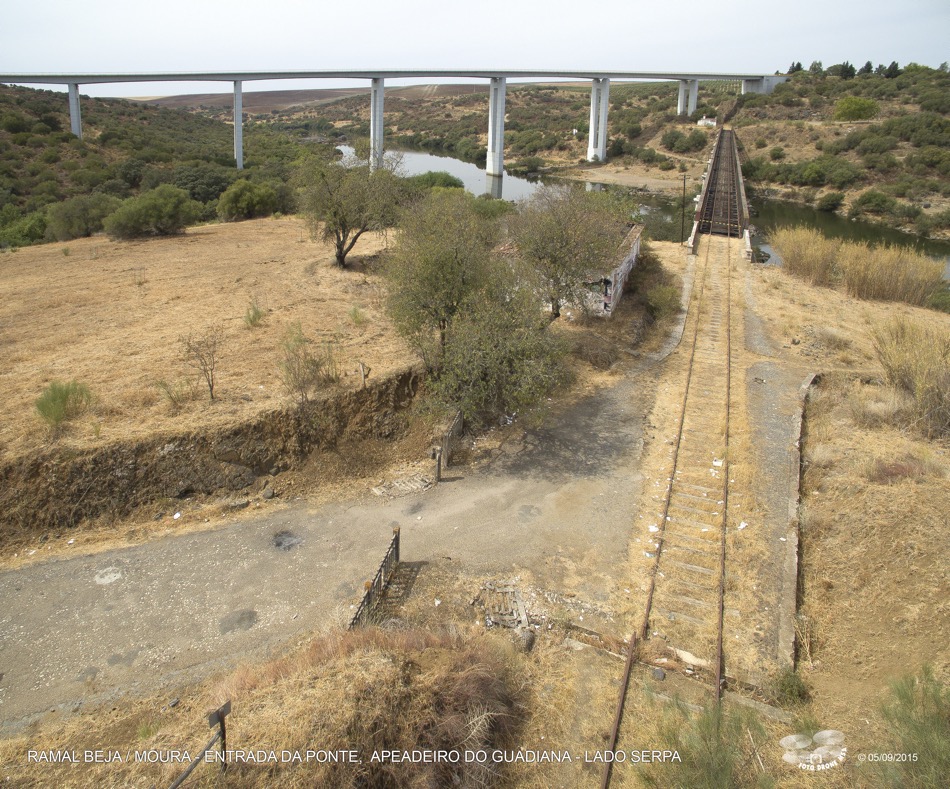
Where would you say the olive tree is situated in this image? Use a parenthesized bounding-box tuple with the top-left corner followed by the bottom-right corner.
(385, 189, 498, 365)
(509, 185, 629, 319)
(297, 152, 403, 268)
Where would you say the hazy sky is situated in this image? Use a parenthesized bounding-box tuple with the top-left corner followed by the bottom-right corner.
(1, 0, 947, 97)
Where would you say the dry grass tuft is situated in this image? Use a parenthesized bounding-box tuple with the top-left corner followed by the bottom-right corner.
(838, 242, 944, 306)
(865, 453, 944, 485)
(771, 227, 841, 287)
(771, 227, 944, 308)
(872, 317, 950, 437)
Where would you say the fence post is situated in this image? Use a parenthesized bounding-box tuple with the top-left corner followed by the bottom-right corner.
(393, 526, 400, 564)
(208, 700, 231, 772)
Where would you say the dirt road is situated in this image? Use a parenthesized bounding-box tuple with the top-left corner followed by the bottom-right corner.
(0, 356, 657, 731)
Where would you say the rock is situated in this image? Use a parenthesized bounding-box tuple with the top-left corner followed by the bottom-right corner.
(262, 485, 275, 500)
(226, 498, 250, 511)
(652, 667, 666, 681)
(517, 628, 536, 653)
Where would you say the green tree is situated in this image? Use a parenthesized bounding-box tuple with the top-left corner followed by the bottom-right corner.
(297, 152, 404, 268)
(510, 185, 628, 319)
(385, 189, 497, 365)
(431, 281, 567, 426)
(103, 185, 200, 239)
(45, 194, 121, 241)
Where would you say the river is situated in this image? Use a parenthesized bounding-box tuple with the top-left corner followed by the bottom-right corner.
(343, 146, 950, 276)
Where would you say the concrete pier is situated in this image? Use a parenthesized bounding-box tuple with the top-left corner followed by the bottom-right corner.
(486, 77, 506, 177)
(370, 77, 385, 171)
(67, 83, 82, 139)
(587, 77, 610, 162)
(688, 79, 699, 115)
(233, 80, 243, 170)
(677, 80, 688, 115)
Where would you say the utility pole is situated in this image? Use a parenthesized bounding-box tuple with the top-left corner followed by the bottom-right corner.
(680, 173, 687, 243)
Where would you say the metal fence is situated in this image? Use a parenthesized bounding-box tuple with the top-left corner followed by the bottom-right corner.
(348, 527, 401, 629)
(441, 411, 464, 467)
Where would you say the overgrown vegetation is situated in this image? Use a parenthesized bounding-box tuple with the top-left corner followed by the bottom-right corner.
(771, 226, 944, 306)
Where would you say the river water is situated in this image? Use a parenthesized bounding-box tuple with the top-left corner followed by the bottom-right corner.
(349, 146, 950, 276)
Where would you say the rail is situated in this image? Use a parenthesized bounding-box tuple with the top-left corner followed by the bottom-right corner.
(602, 133, 738, 787)
(348, 527, 401, 629)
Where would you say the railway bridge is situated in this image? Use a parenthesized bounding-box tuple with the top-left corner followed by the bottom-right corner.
(0, 69, 785, 176)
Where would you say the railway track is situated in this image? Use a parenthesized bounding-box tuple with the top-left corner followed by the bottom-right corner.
(602, 130, 741, 788)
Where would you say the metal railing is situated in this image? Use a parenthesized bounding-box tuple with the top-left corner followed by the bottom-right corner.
(348, 527, 401, 629)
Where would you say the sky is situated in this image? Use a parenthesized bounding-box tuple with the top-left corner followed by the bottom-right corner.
(0, 0, 947, 98)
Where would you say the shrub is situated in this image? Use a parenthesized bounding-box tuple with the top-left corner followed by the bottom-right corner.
(36, 380, 92, 427)
(155, 378, 199, 412)
(769, 146, 785, 160)
(104, 185, 200, 239)
(872, 317, 950, 437)
(180, 325, 225, 400)
(244, 297, 266, 328)
(217, 179, 279, 221)
(850, 189, 897, 216)
(278, 323, 323, 403)
(646, 284, 681, 319)
(815, 191, 845, 212)
(405, 171, 465, 190)
(833, 96, 880, 120)
(768, 668, 810, 705)
(45, 194, 121, 241)
(879, 666, 950, 788)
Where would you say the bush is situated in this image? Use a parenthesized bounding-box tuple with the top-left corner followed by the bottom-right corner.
(815, 191, 845, 212)
(104, 185, 200, 239)
(646, 284, 681, 319)
(45, 194, 121, 241)
(277, 323, 338, 403)
(850, 189, 897, 216)
(838, 243, 944, 305)
(405, 171, 465, 191)
(217, 179, 279, 221)
(36, 380, 92, 427)
(872, 317, 950, 437)
(834, 96, 880, 120)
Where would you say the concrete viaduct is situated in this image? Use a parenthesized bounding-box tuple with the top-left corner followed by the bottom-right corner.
(0, 70, 786, 176)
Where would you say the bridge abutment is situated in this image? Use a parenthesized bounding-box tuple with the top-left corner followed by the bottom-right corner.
(587, 77, 610, 162)
(486, 77, 506, 177)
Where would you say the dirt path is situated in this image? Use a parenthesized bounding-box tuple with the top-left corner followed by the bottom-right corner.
(0, 344, 660, 732)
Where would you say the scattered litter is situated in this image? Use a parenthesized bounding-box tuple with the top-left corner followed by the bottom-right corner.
(644, 551, 655, 558)
(417, 516, 422, 521)
(738, 521, 748, 530)
(649, 525, 659, 533)
(434, 599, 441, 607)
(173, 512, 181, 520)
(712, 459, 723, 467)
(780, 537, 787, 542)
(67, 539, 74, 545)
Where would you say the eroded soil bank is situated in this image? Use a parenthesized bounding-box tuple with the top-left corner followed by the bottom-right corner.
(0, 368, 421, 535)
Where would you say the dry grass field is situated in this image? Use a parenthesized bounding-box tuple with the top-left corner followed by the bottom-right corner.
(0, 217, 413, 465)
